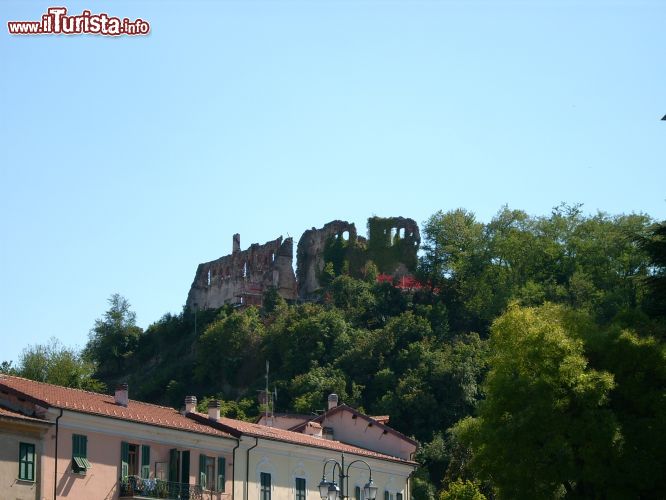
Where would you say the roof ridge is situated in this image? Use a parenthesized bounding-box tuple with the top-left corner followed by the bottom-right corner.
(0, 376, 235, 439)
(0, 374, 180, 412)
(0, 374, 108, 398)
(208, 414, 414, 464)
(288, 403, 417, 446)
(124, 398, 181, 411)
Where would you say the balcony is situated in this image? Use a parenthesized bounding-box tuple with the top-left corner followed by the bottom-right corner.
(119, 476, 203, 499)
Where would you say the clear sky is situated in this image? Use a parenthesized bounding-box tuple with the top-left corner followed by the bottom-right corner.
(1, 0, 664, 365)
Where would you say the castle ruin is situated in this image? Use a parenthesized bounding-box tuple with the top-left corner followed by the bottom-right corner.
(186, 235, 297, 310)
(186, 216, 421, 309)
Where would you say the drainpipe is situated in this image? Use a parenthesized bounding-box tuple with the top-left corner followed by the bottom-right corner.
(54, 408, 63, 500)
(231, 438, 240, 500)
(408, 451, 417, 500)
(244, 438, 258, 500)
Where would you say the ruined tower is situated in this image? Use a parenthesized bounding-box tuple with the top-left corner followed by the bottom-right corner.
(186, 234, 297, 310)
(186, 216, 421, 309)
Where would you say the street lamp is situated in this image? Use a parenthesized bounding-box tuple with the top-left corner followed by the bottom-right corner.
(318, 454, 378, 500)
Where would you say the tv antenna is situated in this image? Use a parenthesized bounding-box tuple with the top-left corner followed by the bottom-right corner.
(258, 360, 277, 426)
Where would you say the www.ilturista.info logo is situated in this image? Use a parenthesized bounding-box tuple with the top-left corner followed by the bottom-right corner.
(7, 7, 150, 36)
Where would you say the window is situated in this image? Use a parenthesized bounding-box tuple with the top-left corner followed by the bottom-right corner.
(121, 442, 141, 479)
(296, 477, 306, 500)
(217, 457, 226, 492)
(18, 442, 35, 481)
(199, 454, 215, 490)
(397, 494, 402, 500)
(355, 486, 361, 500)
(384, 492, 394, 500)
(141, 445, 151, 479)
(169, 449, 179, 483)
(128, 444, 139, 476)
(72, 434, 90, 473)
(261, 472, 271, 500)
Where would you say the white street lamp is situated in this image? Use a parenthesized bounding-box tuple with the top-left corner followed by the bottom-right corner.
(319, 454, 377, 500)
(363, 479, 378, 500)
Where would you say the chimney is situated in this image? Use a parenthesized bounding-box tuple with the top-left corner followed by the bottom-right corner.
(185, 395, 197, 414)
(114, 383, 129, 407)
(304, 421, 323, 438)
(233, 233, 241, 254)
(208, 400, 221, 421)
(327, 393, 339, 411)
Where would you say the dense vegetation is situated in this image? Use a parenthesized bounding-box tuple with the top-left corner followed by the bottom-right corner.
(4, 205, 664, 499)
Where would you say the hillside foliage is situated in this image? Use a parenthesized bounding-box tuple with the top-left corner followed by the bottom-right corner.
(5, 206, 665, 498)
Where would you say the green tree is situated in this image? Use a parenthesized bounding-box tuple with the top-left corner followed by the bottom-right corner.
(290, 365, 350, 413)
(197, 396, 256, 421)
(263, 304, 351, 381)
(83, 294, 143, 385)
(0, 360, 16, 374)
(195, 307, 264, 395)
(458, 304, 618, 499)
(17, 337, 104, 391)
(635, 220, 666, 316)
(330, 275, 376, 325)
(375, 331, 487, 442)
(419, 205, 654, 334)
(262, 286, 287, 315)
(582, 326, 666, 498)
(439, 480, 486, 500)
(362, 260, 379, 283)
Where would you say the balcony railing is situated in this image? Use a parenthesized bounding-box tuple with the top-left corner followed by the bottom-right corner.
(119, 476, 203, 499)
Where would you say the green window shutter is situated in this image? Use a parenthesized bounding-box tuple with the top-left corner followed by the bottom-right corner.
(72, 435, 80, 457)
(261, 472, 271, 500)
(296, 478, 306, 500)
(141, 445, 150, 479)
(181, 450, 190, 485)
(384, 492, 389, 500)
(121, 441, 129, 480)
(199, 454, 207, 486)
(18, 444, 26, 480)
(397, 494, 403, 500)
(217, 457, 225, 492)
(355, 486, 361, 500)
(169, 449, 179, 483)
(18, 442, 35, 481)
(72, 435, 89, 473)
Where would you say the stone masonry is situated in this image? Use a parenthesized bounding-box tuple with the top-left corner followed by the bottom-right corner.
(186, 216, 421, 309)
(186, 234, 297, 309)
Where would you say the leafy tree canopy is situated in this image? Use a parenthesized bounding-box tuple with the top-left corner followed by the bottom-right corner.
(17, 337, 104, 392)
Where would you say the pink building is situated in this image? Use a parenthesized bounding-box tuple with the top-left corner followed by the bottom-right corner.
(0, 375, 236, 500)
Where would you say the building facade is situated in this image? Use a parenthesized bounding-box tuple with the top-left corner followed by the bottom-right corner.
(0, 407, 52, 500)
(0, 376, 417, 500)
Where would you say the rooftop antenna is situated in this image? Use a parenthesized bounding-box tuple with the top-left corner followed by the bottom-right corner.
(265, 360, 269, 422)
(263, 360, 275, 426)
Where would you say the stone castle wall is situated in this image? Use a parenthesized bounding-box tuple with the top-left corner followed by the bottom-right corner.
(186, 216, 420, 309)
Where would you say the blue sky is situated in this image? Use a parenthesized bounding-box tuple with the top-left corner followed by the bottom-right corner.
(1, 0, 664, 365)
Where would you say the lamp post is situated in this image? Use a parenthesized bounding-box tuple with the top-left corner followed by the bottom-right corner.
(318, 454, 378, 500)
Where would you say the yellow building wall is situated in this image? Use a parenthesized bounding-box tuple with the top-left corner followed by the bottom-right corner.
(234, 438, 413, 500)
(0, 419, 48, 500)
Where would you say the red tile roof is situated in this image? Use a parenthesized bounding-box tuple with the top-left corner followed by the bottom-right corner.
(188, 412, 416, 465)
(289, 404, 417, 446)
(0, 406, 52, 425)
(0, 375, 233, 439)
